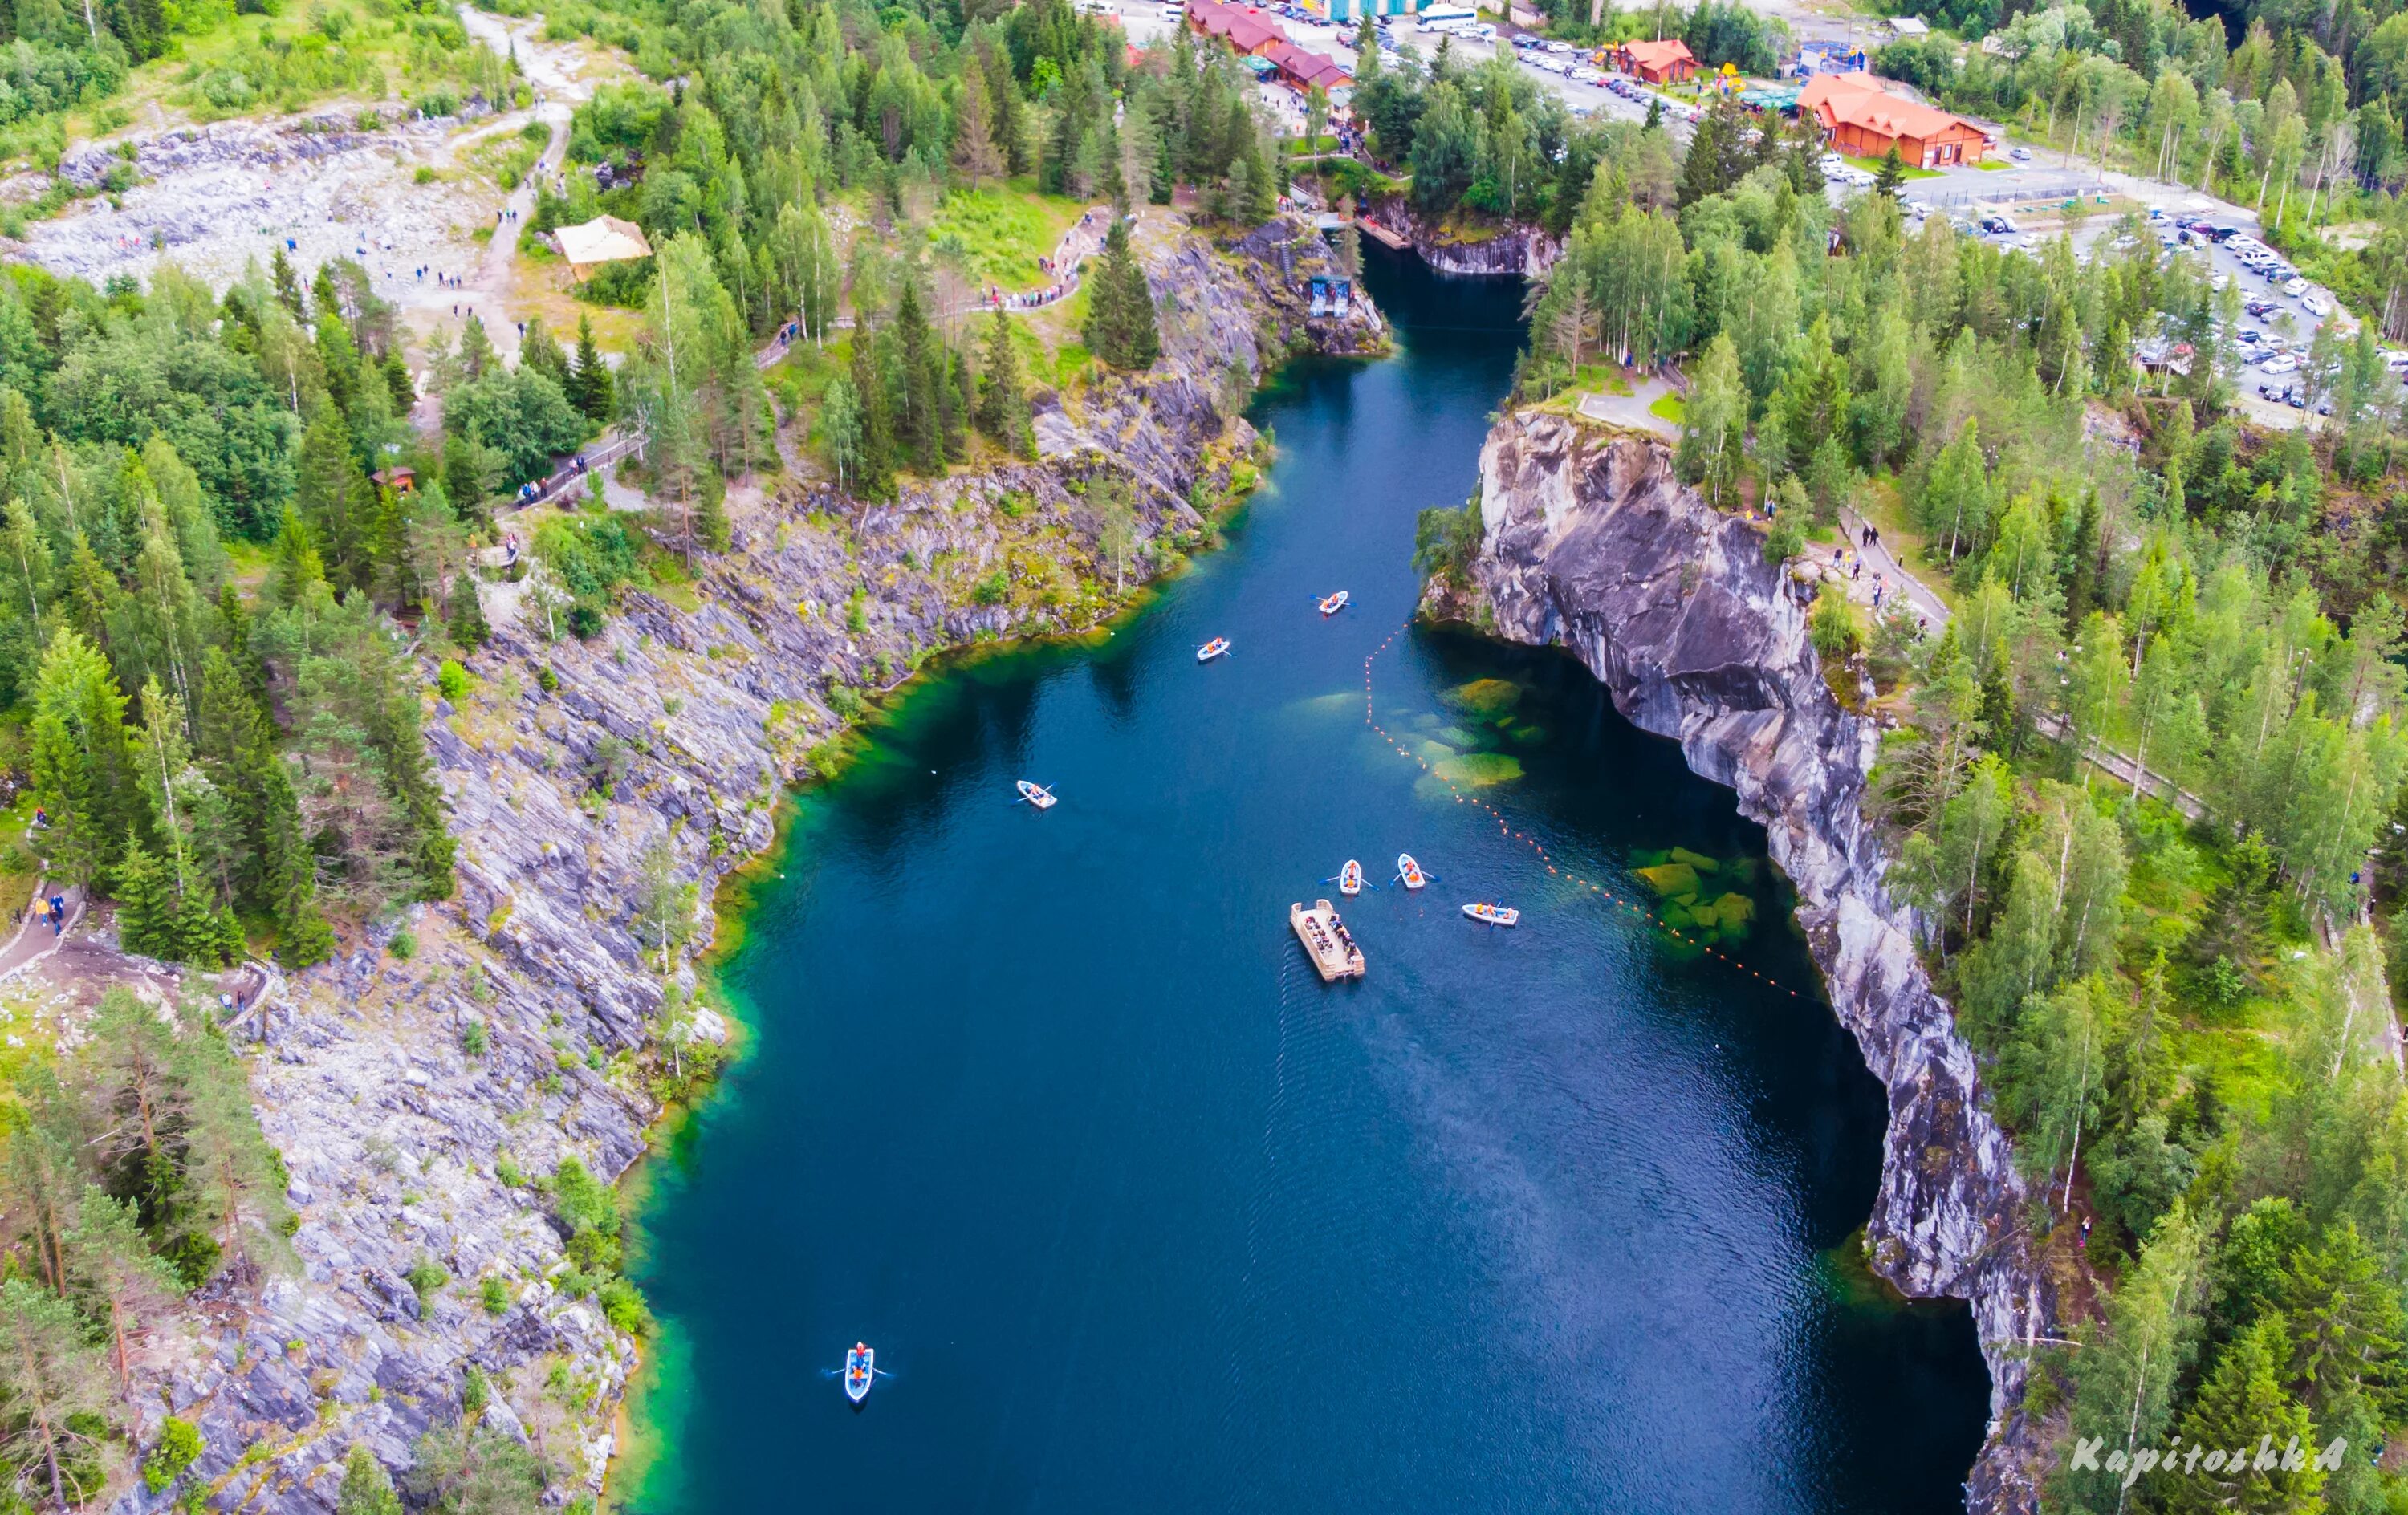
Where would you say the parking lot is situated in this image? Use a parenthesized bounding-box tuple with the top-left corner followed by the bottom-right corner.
(1103, 0, 2365, 426)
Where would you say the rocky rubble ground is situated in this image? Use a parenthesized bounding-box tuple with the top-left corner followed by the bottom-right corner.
(1429, 412, 2052, 1515)
(11, 108, 515, 291)
(103, 213, 1382, 1513)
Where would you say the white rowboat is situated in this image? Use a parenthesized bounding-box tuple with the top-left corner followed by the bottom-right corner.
(1318, 591, 1349, 616)
(1197, 638, 1231, 662)
(1015, 780, 1056, 810)
(844, 1342, 874, 1404)
(1339, 859, 1364, 896)
(1462, 902, 1520, 927)
(1397, 854, 1426, 890)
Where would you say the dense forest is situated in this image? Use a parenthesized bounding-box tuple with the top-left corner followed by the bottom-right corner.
(1409, 74, 2408, 1509)
(0, 0, 1222, 1497)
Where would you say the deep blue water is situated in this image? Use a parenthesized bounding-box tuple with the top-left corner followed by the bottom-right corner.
(626, 246, 1990, 1513)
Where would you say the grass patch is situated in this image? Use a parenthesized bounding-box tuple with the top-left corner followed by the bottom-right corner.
(1839, 152, 1943, 181)
(926, 180, 1084, 293)
(1976, 158, 2013, 171)
(1649, 391, 1686, 425)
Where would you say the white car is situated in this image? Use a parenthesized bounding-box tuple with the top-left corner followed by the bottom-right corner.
(2260, 353, 2300, 374)
(2281, 276, 2308, 297)
(2301, 290, 2333, 318)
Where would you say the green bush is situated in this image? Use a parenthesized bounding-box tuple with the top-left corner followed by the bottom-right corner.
(388, 928, 417, 961)
(141, 1417, 204, 1493)
(551, 1157, 622, 1273)
(596, 1275, 651, 1335)
(481, 1276, 513, 1315)
(971, 569, 1010, 605)
(461, 1018, 488, 1057)
(435, 659, 471, 702)
(405, 1257, 449, 1310)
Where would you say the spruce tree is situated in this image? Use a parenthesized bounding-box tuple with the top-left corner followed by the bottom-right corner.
(1085, 220, 1159, 371)
(848, 324, 896, 498)
(30, 628, 135, 889)
(895, 280, 941, 473)
(520, 318, 569, 386)
(293, 411, 372, 591)
(449, 573, 491, 650)
(2164, 1314, 2322, 1514)
(269, 248, 304, 318)
(1873, 145, 1906, 200)
(569, 314, 615, 421)
(458, 315, 496, 380)
(113, 830, 174, 959)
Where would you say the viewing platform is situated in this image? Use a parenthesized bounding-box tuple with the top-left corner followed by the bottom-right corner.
(1291, 899, 1366, 981)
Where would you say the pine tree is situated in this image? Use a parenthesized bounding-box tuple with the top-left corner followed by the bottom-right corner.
(173, 1022, 292, 1281)
(0, 1278, 111, 1511)
(568, 314, 615, 422)
(65, 1185, 177, 1399)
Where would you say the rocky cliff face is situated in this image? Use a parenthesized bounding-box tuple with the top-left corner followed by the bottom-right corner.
(122, 213, 1383, 1513)
(1369, 197, 1560, 277)
(1430, 413, 2052, 1514)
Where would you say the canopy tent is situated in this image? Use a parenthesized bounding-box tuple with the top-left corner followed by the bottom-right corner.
(554, 215, 653, 279)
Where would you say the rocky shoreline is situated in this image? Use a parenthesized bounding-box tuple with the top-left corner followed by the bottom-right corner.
(1425, 412, 2052, 1514)
(119, 212, 1383, 1512)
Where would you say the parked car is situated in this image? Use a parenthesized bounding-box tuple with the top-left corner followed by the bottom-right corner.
(2281, 276, 2309, 297)
(2244, 298, 2277, 316)
(2008, 144, 2032, 161)
(2260, 353, 2300, 374)
(1979, 213, 2020, 234)
(2301, 290, 2333, 318)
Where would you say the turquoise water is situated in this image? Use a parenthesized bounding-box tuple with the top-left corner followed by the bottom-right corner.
(626, 249, 1990, 1512)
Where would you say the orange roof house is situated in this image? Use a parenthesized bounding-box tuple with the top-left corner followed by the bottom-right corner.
(1799, 72, 1992, 168)
(1608, 39, 1698, 83)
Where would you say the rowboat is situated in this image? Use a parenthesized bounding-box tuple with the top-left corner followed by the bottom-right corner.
(1397, 853, 1426, 890)
(844, 1342, 874, 1404)
(1197, 637, 1231, 662)
(1318, 590, 1349, 616)
(1339, 859, 1364, 896)
(1291, 899, 1366, 981)
(1015, 780, 1056, 810)
(1462, 902, 1520, 927)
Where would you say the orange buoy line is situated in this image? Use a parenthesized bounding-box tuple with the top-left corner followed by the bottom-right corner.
(1364, 619, 1804, 1000)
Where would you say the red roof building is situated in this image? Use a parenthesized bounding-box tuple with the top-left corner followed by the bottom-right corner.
(1799, 72, 1991, 168)
(1187, 0, 1349, 91)
(1263, 39, 1353, 90)
(1607, 38, 1698, 83)
(1188, 0, 1288, 55)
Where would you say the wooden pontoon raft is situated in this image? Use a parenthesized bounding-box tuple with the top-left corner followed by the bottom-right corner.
(1291, 898, 1366, 982)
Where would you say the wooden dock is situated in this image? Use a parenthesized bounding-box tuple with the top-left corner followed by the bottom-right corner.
(1291, 899, 1365, 981)
(1355, 217, 1411, 251)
